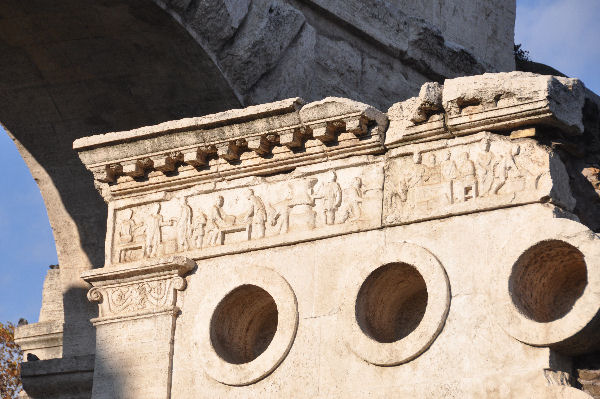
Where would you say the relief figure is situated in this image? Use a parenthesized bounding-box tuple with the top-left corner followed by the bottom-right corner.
(440, 150, 458, 205)
(338, 177, 363, 223)
(314, 171, 342, 225)
(492, 146, 520, 194)
(288, 178, 318, 231)
(118, 208, 142, 244)
(206, 195, 234, 246)
(268, 185, 292, 235)
(175, 197, 192, 252)
(476, 138, 495, 196)
(143, 203, 173, 258)
(191, 213, 207, 249)
(243, 188, 267, 239)
(514, 142, 544, 189)
(456, 152, 477, 201)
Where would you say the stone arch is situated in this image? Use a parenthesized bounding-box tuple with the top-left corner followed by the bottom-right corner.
(1, 0, 511, 361)
(0, 0, 241, 356)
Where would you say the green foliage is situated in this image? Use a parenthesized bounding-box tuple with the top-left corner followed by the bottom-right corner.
(0, 323, 22, 399)
(514, 43, 531, 62)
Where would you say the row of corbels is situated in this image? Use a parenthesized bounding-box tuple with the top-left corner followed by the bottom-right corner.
(93, 114, 374, 183)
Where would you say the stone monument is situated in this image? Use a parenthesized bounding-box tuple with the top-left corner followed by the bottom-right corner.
(8, 1, 600, 398)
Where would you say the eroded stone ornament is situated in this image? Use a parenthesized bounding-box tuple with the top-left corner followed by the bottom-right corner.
(72, 74, 600, 398)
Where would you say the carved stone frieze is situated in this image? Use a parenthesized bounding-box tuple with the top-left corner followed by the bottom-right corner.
(72, 82, 585, 268)
(383, 132, 576, 226)
(106, 162, 384, 266)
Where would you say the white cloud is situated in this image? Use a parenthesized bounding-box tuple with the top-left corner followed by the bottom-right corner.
(516, 0, 600, 93)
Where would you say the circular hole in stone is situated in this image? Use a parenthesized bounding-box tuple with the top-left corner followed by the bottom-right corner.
(509, 240, 587, 323)
(210, 285, 278, 364)
(355, 263, 428, 343)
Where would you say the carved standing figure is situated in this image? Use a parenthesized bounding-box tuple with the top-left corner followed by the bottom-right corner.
(243, 188, 267, 239)
(191, 213, 207, 249)
(422, 152, 439, 184)
(407, 152, 427, 187)
(476, 138, 495, 196)
(118, 208, 141, 244)
(339, 177, 363, 223)
(456, 152, 477, 201)
(440, 150, 458, 205)
(492, 146, 520, 194)
(269, 185, 292, 235)
(143, 203, 172, 258)
(175, 197, 192, 252)
(514, 142, 544, 189)
(315, 171, 342, 225)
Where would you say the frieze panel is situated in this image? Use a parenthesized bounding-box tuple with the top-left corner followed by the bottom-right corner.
(109, 164, 384, 265)
(383, 133, 575, 225)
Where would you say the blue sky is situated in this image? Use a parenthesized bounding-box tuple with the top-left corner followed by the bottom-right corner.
(0, 1, 599, 324)
(516, 0, 600, 93)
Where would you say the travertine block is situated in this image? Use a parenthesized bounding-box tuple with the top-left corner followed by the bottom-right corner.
(443, 72, 585, 135)
(72, 83, 599, 398)
(386, 73, 587, 149)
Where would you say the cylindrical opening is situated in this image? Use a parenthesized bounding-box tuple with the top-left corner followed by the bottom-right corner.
(210, 285, 278, 364)
(509, 240, 587, 323)
(355, 263, 428, 343)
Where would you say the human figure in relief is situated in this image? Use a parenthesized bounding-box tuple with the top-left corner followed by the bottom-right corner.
(143, 203, 172, 258)
(407, 152, 427, 188)
(243, 188, 267, 239)
(492, 146, 519, 194)
(421, 152, 439, 184)
(192, 213, 207, 249)
(514, 142, 544, 189)
(175, 197, 192, 252)
(338, 177, 363, 223)
(269, 184, 293, 235)
(118, 208, 142, 244)
(315, 171, 342, 225)
(206, 195, 230, 246)
(476, 138, 495, 196)
(456, 152, 477, 201)
(440, 150, 458, 205)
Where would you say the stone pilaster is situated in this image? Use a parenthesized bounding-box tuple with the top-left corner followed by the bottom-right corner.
(81, 257, 195, 399)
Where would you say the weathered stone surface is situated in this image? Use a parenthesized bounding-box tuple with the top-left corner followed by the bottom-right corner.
(383, 132, 576, 226)
(386, 73, 587, 147)
(20, 355, 94, 399)
(15, 268, 65, 361)
(81, 257, 194, 398)
(443, 72, 586, 135)
(63, 71, 600, 397)
(186, 0, 251, 52)
(395, 0, 516, 71)
(1, 2, 519, 378)
(5, 0, 599, 397)
(218, 0, 306, 93)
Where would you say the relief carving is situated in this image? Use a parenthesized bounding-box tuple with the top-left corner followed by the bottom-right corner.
(314, 171, 342, 225)
(384, 135, 554, 225)
(338, 177, 363, 223)
(144, 203, 174, 259)
(88, 276, 186, 319)
(110, 165, 383, 264)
